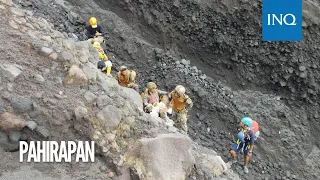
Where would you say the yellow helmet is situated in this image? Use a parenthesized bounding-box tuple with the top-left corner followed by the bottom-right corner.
(92, 42, 101, 48)
(89, 17, 98, 28)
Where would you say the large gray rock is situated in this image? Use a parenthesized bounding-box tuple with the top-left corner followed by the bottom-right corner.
(59, 51, 73, 61)
(98, 77, 119, 93)
(96, 95, 113, 108)
(9, 131, 21, 142)
(63, 38, 76, 50)
(26, 121, 37, 130)
(84, 91, 97, 104)
(126, 133, 195, 180)
(83, 62, 99, 83)
(40, 47, 53, 56)
(10, 7, 25, 16)
(120, 87, 143, 110)
(75, 41, 90, 63)
(97, 105, 122, 131)
(11, 96, 33, 113)
(192, 145, 232, 178)
(65, 65, 88, 86)
(0, 64, 22, 81)
(36, 126, 50, 138)
(0, 131, 19, 151)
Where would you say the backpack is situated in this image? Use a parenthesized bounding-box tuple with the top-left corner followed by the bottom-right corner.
(249, 120, 260, 140)
(97, 60, 105, 70)
(129, 70, 136, 82)
(116, 70, 136, 83)
(237, 120, 260, 143)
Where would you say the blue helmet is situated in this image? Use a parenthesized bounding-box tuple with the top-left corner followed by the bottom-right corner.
(241, 117, 253, 127)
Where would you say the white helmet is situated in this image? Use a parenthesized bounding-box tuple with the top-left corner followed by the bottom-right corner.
(175, 85, 185, 95)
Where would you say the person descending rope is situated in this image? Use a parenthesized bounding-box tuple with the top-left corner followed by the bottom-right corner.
(115, 66, 139, 92)
(86, 17, 104, 44)
(229, 117, 256, 174)
(93, 42, 112, 76)
(168, 85, 193, 134)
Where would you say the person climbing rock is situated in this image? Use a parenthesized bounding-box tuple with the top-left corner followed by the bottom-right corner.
(86, 17, 104, 44)
(229, 117, 255, 174)
(158, 94, 170, 121)
(93, 42, 112, 76)
(115, 66, 139, 92)
(168, 85, 193, 133)
(143, 82, 167, 107)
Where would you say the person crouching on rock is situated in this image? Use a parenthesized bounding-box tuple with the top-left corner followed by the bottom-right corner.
(86, 17, 104, 44)
(115, 66, 139, 92)
(143, 82, 167, 108)
(93, 42, 112, 76)
(229, 117, 255, 174)
(168, 85, 193, 134)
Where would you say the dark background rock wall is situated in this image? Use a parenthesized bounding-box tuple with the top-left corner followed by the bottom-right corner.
(93, 0, 320, 105)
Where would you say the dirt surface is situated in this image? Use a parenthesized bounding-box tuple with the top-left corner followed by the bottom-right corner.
(1, 0, 320, 179)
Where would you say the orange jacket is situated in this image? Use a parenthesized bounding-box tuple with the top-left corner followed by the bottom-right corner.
(171, 92, 186, 112)
(116, 71, 130, 86)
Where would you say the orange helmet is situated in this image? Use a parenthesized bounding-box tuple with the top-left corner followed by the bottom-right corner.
(89, 17, 98, 28)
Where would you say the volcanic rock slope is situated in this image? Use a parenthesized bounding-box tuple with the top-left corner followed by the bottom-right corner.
(4, 0, 320, 180)
(0, 0, 240, 180)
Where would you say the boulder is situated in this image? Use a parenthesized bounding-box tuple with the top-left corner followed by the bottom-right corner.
(59, 51, 73, 61)
(0, 112, 25, 131)
(98, 76, 119, 93)
(36, 126, 50, 138)
(0, 0, 12, 6)
(9, 131, 21, 142)
(0, 64, 22, 81)
(26, 121, 37, 130)
(40, 47, 53, 56)
(192, 145, 230, 177)
(126, 133, 195, 180)
(63, 38, 76, 50)
(96, 95, 113, 108)
(9, 20, 19, 29)
(11, 95, 33, 113)
(0, 131, 19, 151)
(10, 7, 25, 16)
(65, 65, 88, 86)
(84, 91, 97, 104)
(83, 62, 99, 83)
(34, 74, 45, 83)
(74, 106, 88, 121)
(75, 41, 90, 63)
(96, 105, 122, 131)
(120, 87, 143, 110)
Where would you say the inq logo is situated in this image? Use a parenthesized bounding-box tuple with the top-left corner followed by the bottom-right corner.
(262, 0, 302, 41)
(267, 14, 297, 26)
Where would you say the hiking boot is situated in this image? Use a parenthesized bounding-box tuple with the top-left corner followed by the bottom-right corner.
(243, 166, 249, 174)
